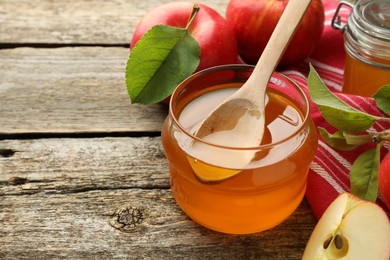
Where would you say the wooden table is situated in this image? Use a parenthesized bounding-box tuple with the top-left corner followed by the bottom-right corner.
(0, 0, 318, 258)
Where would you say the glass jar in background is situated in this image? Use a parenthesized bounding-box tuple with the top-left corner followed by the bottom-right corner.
(332, 0, 390, 97)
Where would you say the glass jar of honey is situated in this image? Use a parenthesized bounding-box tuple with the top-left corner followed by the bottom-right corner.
(332, 0, 390, 97)
(161, 65, 318, 234)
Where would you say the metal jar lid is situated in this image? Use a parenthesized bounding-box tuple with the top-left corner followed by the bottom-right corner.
(332, 0, 390, 66)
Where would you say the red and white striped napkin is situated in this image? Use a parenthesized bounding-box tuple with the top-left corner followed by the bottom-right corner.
(281, 0, 390, 219)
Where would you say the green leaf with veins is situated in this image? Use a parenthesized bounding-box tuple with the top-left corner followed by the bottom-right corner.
(373, 84, 390, 116)
(308, 64, 379, 132)
(126, 24, 200, 105)
(350, 144, 381, 202)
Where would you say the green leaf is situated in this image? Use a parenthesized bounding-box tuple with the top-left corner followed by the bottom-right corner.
(373, 84, 390, 116)
(350, 144, 381, 202)
(126, 24, 200, 104)
(308, 64, 379, 132)
(342, 131, 372, 146)
(319, 128, 359, 151)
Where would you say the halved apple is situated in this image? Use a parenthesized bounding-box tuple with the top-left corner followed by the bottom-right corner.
(303, 192, 390, 260)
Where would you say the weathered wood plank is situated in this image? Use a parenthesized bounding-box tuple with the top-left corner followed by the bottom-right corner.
(0, 0, 228, 45)
(0, 1, 321, 257)
(0, 137, 169, 195)
(1, 136, 318, 258)
(0, 47, 167, 135)
(1, 188, 317, 259)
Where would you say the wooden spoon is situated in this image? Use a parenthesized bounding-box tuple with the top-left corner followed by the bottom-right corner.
(195, 0, 312, 148)
(189, 0, 312, 181)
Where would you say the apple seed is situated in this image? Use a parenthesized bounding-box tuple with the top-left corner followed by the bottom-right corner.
(323, 236, 333, 249)
(334, 234, 344, 249)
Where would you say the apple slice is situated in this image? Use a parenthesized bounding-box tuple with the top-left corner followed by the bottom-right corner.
(302, 192, 390, 260)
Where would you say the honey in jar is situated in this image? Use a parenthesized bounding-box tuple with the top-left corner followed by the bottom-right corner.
(161, 65, 318, 234)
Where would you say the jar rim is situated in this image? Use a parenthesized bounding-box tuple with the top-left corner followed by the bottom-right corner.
(168, 64, 312, 151)
(352, 0, 390, 41)
(344, 0, 390, 64)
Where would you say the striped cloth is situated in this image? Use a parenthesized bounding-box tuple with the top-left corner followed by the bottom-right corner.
(281, 0, 390, 219)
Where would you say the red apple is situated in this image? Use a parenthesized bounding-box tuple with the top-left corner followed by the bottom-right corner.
(226, 0, 324, 67)
(303, 193, 390, 259)
(379, 151, 390, 210)
(131, 2, 239, 72)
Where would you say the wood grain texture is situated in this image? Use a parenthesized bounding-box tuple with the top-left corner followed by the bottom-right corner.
(0, 137, 317, 259)
(0, 0, 227, 45)
(1, 189, 316, 259)
(0, 47, 167, 135)
(0, 137, 169, 195)
(0, 0, 320, 258)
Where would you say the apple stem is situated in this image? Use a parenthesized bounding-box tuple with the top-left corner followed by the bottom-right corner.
(373, 129, 390, 143)
(185, 4, 200, 30)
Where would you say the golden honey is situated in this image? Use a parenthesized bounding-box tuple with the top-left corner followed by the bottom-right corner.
(161, 65, 318, 234)
(343, 52, 390, 97)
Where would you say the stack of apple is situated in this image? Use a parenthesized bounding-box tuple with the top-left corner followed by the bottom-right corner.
(131, 0, 324, 72)
(129, 0, 325, 105)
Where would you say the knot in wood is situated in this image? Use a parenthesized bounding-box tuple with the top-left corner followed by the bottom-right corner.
(8, 176, 28, 185)
(109, 205, 145, 232)
(0, 149, 15, 158)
